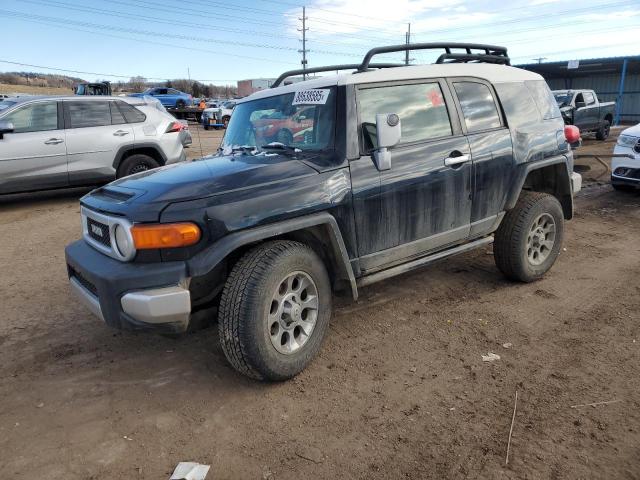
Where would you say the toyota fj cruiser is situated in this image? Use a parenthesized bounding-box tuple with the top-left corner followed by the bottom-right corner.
(65, 43, 582, 381)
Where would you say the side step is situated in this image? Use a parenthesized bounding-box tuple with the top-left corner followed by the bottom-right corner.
(356, 236, 494, 287)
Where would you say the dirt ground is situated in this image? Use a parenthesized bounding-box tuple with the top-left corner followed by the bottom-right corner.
(0, 127, 638, 479)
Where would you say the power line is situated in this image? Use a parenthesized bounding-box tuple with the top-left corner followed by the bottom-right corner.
(0, 59, 237, 82)
(0, 15, 299, 68)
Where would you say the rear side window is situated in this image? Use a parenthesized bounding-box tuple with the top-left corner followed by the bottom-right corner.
(110, 101, 126, 124)
(67, 101, 111, 128)
(116, 101, 146, 123)
(525, 80, 561, 120)
(494, 82, 540, 128)
(2, 101, 58, 133)
(358, 82, 452, 151)
(453, 82, 501, 133)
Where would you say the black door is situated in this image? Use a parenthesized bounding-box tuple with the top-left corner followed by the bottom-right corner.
(449, 79, 514, 236)
(350, 80, 472, 273)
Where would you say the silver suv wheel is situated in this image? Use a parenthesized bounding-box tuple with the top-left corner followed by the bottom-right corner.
(268, 271, 319, 354)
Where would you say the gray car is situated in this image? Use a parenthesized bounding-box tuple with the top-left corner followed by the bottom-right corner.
(0, 95, 187, 194)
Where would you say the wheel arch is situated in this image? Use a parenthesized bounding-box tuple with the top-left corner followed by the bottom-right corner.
(112, 143, 168, 171)
(187, 213, 358, 300)
(505, 157, 574, 220)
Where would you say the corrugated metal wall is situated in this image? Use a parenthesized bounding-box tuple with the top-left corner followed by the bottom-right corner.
(545, 73, 639, 123)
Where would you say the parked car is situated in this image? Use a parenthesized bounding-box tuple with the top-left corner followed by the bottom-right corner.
(201, 100, 236, 129)
(130, 88, 193, 108)
(552, 89, 615, 140)
(252, 105, 315, 144)
(65, 43, 581, 381)
(0, 95, 187, 194)
(612, 123, 640, 190)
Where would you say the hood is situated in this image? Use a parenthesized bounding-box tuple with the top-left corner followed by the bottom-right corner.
(81, 153, 318, 221)
(621, 123, 640, 138)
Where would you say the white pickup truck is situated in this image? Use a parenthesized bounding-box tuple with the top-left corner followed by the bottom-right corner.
(201, 100, 236, 130)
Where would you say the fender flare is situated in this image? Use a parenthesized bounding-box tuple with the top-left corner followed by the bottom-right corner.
(504, 155, 573, 218)
(112, 143, 168, 170)
(187, 212, 358, 300)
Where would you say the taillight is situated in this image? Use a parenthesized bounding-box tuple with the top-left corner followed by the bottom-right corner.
(165, 121, 185, 133)
(564, 125, 580, 144)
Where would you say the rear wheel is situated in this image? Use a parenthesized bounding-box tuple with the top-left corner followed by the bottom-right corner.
(595, 120, 610, 141)
(218, 240, 332, 381)
(494, 192, 564, 282)
(116, 154, 160, 178)
(176, 99, 186, 109)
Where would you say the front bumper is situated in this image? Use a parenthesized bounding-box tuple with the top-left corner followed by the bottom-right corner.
(65, 240, 192, 333)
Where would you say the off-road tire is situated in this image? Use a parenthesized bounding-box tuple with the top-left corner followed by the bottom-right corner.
(494, 191, 564, 282)
(595, 120, 610, 141)
(218, 240, 332, 381)
(116, 154, 160, 178)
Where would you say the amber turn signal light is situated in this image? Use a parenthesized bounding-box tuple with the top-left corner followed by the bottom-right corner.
(131, 223, 201, 249)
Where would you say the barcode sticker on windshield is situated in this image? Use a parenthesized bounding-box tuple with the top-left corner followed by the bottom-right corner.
(292, 89, 330, 105)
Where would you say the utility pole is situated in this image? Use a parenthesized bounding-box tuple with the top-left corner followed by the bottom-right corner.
(533, 57, 547, 64)
(405, 23, 411, 66)
(298, 6, 308, 80)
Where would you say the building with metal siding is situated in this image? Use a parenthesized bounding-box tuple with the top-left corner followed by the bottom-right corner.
(517, 56, 640, 124)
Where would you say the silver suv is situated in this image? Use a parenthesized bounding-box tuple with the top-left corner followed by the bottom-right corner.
(0, 96, 187, 194)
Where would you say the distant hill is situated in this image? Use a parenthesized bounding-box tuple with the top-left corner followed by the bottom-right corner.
(0, 71, 85, 90)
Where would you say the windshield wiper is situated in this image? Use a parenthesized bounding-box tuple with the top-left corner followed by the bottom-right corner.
(260, 142, 302, 156)
(220, 145, 257, 155)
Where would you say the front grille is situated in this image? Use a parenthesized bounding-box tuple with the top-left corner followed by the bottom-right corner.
(68, 266, 98, 297)
(87, 217, 110, 247)
(629, 169, 640, 180)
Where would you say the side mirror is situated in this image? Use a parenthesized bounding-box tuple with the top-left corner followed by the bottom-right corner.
(297, 115, 307, 122)
(373, 113, 401, 171)
(0, 121, 14, 139)
(575, 101, 586, 109)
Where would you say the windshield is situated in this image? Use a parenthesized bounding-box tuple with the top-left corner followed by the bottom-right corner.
(553, 93, 573, 107)
(222, 88, 336, 152)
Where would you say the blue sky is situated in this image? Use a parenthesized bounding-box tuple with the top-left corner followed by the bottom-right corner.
(1, 0, 639, 85)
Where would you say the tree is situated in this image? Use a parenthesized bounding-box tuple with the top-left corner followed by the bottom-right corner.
(128, 76, 147, 92)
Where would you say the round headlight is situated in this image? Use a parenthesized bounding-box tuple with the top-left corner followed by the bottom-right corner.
(114, 224, 134, 259)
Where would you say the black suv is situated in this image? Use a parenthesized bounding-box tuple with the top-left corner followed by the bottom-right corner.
(65, 43, 582, 380)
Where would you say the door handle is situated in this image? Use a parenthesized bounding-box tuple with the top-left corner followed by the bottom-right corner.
(444, 153, 470, 167)
(44, 138, 64, 145)
(113, 130, 130, 136)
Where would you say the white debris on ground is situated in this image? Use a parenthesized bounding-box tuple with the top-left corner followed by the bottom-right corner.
(169, 462, 210, 480)
(482, 352, 501, 362)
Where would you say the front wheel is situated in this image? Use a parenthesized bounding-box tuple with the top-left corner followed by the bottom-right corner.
(218, 240, 332, 381)
(494, 192, 564, 282)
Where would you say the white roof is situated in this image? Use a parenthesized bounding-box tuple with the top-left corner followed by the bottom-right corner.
(244, 63, 543, 102)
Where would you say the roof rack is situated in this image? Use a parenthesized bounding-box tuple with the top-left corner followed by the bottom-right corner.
(271, 63, 404, 88)
(358, 43, 510, 71)
(270, 43, 510, 89)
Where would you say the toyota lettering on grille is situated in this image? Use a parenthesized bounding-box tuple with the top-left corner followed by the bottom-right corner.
(91, 223, 104, 238)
